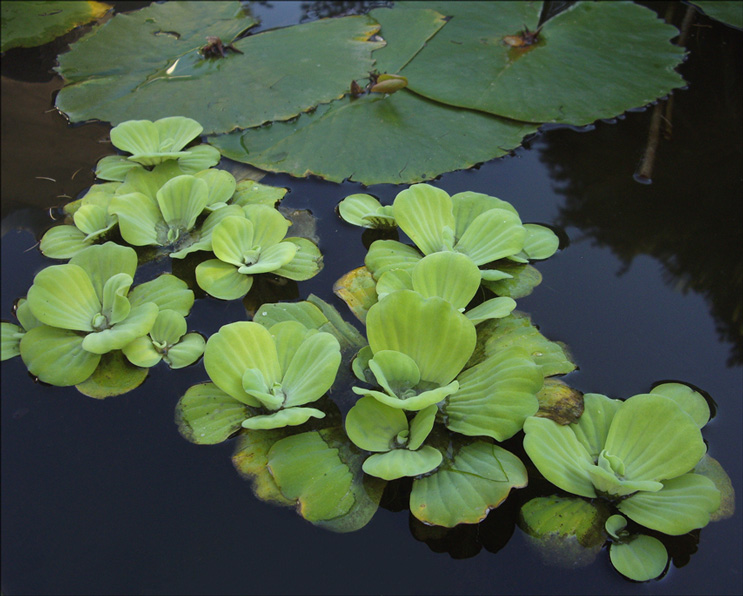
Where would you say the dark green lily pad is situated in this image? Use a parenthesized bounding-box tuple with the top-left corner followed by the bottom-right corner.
(1, 1, 111, 52)
(210, 6, 537, 185)
(691, 1, 743, 30)
(55, 2, 382, 134)
(399, 1, 686, 125)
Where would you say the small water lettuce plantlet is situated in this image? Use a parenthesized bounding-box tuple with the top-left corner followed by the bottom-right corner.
(605, 514, 668, 582)
(175, 320, 341, 443)
(121, 309, 205, 369)
(195, 205, 323, 300)
(337, 193, 396, 229)
(345, 396, 442, 480)
(522, 385, 722, 535)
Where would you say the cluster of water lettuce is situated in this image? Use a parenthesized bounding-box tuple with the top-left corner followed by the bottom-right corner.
(38, 116, 323, 301)
(1, 116, 324, 395)
(0, 242, 201, 394)
(1, 115, 734, 582)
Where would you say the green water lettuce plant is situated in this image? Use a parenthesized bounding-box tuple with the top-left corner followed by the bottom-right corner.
(40, 182, 122, 259)
(195, 205, 323, 300)
(374, 251, 517, 324)
(522, 385, 721, 535)
(176, 320, 341, 442)
(345, 396, 442, 480)
(364, 184, 559, 288)
(352, 289, 476, 410)
(121, 309, 204, 369)
(19, 243, 157, 385)
(95, 116, 221, 181)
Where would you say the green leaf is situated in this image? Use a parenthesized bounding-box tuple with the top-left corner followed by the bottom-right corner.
(210, 18, 534, 185)
(363, 446, 443, 481)
(366, 290, 476, 386)
(204, 321, 280, 407)
(241, 407, 325, 430)
(455, 209, 526, 266)
(411, 252, 482, 310)
(483, 262, 543, 299)
(127, 274, 194, 316)
(175, 382, 250, 444)
(26, 264, 100, 331)
(1, 322, 24, 361)
(271, 237, 323, 281)
(408, 405, 438, 451)
(55, 4, 383, 134)
(195, 258, 253, 301)
(604, 393, 707, 483)
(444, 347, 542, 441)
(338, 194, 392, 229)
(81, 302, 159, 354)
(393, 184, 455, 255)
(410, 441, 527, 527)
(400, 1, 686, 126)
(95, 155, 142, 181)
(195, 168, 237, 210)
(281, 332, 341, 407)
(100, 273, 133, 326)
(368, 349, 421, 397)
(609, 535, 668, 582)
(155, 174, 209, 231)
(75, 349, 148, 398)
(464, 297, 517, 325)
(650, 382, 711, 428)
(345, 395, 409, 452)
(108, 191, 162, 246)
(522, 224, 560, 260)
(267, 431, 355, 522)
(20, 325, 101, 386)
(233, 180, 287, 208)
(570, 393, 622, 459)
(365, 239, 422, 280)
(39, 225, 92, 259)
(1, 1, 111, 52)
(69, 242, 138, 300)
(617, 473, 721, 535)
(121, 335, 162, 368)
(691, 1, 743, 30)
(523, 416, 597, 498)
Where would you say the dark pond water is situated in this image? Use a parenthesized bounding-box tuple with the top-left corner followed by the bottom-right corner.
(1, 2, 741, 594)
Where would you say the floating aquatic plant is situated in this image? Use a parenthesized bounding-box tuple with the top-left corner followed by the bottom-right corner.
(195, 205, 323, 300)
(13, 242, 196, 391)
(364, 184, 559, 290)
(121, 309, 205, 369)
(352, 290, 476, 411)
(176, 319, 341, 442)
(95, 117, 221, 180)
(337, 194, 397, 230)
(523, 385, 722, 535)
(345, 396, 442, 480)
(605, 514, 668, 581)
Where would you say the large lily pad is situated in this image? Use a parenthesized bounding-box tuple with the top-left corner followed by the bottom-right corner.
(399, 1, 686, 126)
(210, 6, 537, 185)
(55, 2, 382, 134)
(1, 1, 111, 52)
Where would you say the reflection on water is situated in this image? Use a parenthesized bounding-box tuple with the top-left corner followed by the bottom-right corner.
(538, 12, 743, 364)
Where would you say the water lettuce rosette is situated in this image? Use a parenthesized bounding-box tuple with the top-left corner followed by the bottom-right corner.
(195, 205, 323, 300)
(40, 182, 122, 259)
(337, 193, 396, 229)
(95, 116, 220, 181)
(175, 320, 341, 443)
(523, 385, 721, 535)
(20, 243, 160, 385)
(121, 309, 205, 369)
(345, 396, 442, 480)
(352, 289, 476, 411)
(364, 183, 559, 284)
